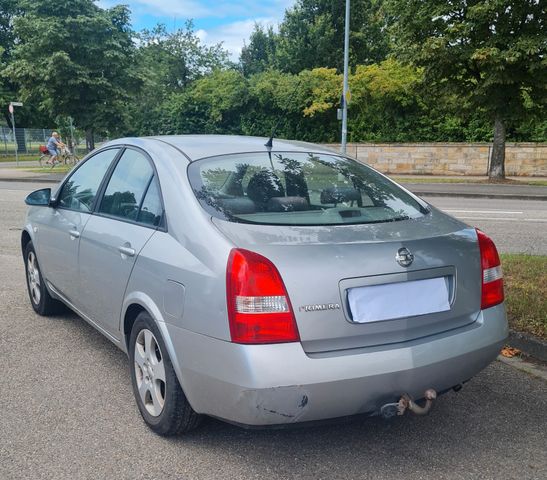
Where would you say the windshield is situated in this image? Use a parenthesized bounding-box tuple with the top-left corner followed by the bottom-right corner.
(188, 152, 428, 226)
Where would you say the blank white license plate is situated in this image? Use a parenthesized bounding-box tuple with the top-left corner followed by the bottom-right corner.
(348, 277, 450, 324)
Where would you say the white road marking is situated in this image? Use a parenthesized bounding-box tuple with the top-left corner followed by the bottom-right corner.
(444, 210, 523, 214)
(455, 216, 547, 223)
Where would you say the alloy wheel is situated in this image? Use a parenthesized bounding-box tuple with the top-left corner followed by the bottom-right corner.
(134, 329, 166, 417)
(27, 251, 41, 305)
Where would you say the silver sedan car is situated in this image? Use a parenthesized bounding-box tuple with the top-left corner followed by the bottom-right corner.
(22, 135, 507, 435)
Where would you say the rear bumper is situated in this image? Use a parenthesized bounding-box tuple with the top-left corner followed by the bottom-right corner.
(166, 303, 507, 426)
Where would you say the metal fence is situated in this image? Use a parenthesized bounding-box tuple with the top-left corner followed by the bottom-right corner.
(0, 126, 109, 156)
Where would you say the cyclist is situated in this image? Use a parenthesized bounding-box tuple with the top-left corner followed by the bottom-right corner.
(46, 131, 65, 165)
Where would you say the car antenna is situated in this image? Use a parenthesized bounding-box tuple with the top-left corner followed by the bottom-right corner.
(265, 79, 302, 148)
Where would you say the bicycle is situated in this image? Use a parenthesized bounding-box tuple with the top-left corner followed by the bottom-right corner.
(38, 144, 80, 168)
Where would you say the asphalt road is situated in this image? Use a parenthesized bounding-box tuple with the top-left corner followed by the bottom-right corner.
(421, 195, 547, 255)
(1, 182, 546, 480)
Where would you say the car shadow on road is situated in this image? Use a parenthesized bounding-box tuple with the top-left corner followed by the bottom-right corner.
(55, 310, 547, 478)
(176, 368, 546, 476)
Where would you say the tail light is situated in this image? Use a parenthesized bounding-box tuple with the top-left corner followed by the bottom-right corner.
(476, 229, 504, 309)
(226, 249, 300, 344)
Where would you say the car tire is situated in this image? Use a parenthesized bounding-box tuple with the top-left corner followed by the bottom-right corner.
(129, 312, 201, 436)
(24, 240, 63, 316)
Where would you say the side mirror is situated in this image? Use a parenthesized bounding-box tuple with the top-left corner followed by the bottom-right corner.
(25, 188, 52, 206)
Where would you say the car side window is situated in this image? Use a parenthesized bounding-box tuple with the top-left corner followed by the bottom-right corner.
(137, 176, 164, 227)
(98, 149, 154, 222)
(58, 149, 119, 212)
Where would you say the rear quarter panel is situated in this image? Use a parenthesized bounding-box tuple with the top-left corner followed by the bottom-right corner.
(121, 139, 235, 342)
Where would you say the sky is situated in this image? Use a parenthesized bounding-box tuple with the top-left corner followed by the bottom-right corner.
(97, 0, 295, 60)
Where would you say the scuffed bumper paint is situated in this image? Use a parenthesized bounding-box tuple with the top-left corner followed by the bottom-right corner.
(238, 386, 310, 424)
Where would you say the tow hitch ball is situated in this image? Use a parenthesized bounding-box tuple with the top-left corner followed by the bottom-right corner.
(380, 389, 437, 419)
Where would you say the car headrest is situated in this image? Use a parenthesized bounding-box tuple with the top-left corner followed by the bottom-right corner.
(217, 197, 256, 215)
(285, 171, 309, 199)
(246, 170, 285, 207)
(320, 187, 361, 205)
(266, 196, 309, 212)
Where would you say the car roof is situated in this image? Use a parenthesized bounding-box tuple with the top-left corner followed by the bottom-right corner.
(142, 135, 338, 161)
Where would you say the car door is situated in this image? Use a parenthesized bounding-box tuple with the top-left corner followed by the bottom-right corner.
(36, 148, 120, 305)
(77, 148, 164, 340)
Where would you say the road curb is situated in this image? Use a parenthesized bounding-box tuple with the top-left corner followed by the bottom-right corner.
(497, 355, 547, 381)
(408, 190, 547, 201)
(508, 330, 547, 363)
(0, 176, 62, 184)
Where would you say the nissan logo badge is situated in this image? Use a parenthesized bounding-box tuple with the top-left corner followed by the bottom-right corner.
(396, 247, 414, 267)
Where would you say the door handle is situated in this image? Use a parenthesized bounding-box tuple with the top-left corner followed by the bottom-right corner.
(118, 246, 136, 257)
(69, 229, 80, 239)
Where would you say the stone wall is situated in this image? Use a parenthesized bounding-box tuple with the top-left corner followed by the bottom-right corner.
(324, 143, 547, 176)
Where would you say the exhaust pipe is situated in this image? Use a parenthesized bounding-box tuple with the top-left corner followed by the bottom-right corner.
(397, 389, 437, 416)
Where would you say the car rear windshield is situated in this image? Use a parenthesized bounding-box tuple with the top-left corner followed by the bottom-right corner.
(188, 152, 428, 226)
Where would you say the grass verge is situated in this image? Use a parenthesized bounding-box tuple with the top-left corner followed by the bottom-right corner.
(0, 154, 38, 163)
(20, 166, 72, 174)
(501, 254, 547, 340)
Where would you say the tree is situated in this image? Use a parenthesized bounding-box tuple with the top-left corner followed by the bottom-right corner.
(243, 68, 341, 142)
(127, 21, 230, 135)
(244, 69, 301, 137)
(0, 0, 50, 148)
(348, 58, 425, 141)
(240, 24, 278, 76)
(0, 0, 21, 125)
(165, 70, 249, 135)
(137, 22, 230, 92)
(275, 0, 389, 73)
(386, 0, 546, 179)
(5, 0, 136, 150)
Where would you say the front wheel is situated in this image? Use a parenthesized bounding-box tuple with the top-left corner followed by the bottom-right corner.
(38, 154, 49, 167)
(129, 312, 201, 436)
(66, 154, 79, 166)
(24, 241, 63, 315)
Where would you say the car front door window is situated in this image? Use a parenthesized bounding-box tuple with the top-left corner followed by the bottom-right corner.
(58, 149, 119, 212)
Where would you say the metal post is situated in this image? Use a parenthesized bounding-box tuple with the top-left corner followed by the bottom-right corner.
(9, 102, 23, 165)
(10, 109, 18, 166)
(23, 127, 27, 154)
(68, 117, 75, 155)
(341, 0, 350, 154)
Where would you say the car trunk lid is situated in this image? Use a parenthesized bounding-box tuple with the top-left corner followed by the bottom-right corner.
(214, 209, 481, 353)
